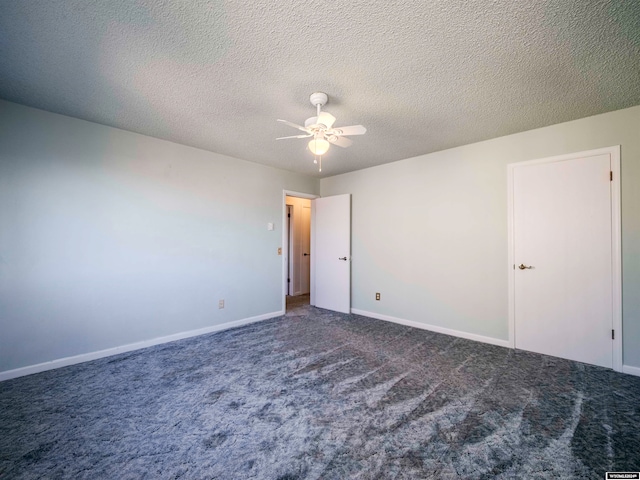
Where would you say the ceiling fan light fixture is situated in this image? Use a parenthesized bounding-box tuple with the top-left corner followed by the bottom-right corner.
(308, 137, 330, 156)
(277, 92, 366, 171)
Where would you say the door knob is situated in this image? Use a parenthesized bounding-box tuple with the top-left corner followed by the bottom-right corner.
(303, 253, 310, 256)
(338, 257, 348, 261)
(518, 264, 533, 270)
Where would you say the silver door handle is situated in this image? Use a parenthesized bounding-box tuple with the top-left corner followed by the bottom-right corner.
(338, 257, 348, 261)
(518, 264, 533, 270)
(303, 253, 310, 256)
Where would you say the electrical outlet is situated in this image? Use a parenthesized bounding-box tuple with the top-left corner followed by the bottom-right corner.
(375, 293, 380, 301)
(218, 299, 224, 309)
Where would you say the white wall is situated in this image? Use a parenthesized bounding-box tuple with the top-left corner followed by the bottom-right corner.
(3, 98, 638, 375)
(321, 105, 640, 369)
(0, 100, 319, 373)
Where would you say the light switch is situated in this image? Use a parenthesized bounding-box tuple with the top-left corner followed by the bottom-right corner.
(267, 222, 274, 231)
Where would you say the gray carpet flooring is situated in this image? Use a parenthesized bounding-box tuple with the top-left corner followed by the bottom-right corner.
(1, 305, 639, 479)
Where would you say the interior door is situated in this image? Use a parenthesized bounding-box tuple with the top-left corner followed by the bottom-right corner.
(301, 204, 311, 294)
(313, 194, 351, 313)
(513, 153, 613, 368)
(287, 205, 293, 296)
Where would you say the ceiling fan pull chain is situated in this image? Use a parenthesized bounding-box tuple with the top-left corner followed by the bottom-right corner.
(319, 155, 322, 172)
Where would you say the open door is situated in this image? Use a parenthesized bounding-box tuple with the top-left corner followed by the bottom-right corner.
(312, 194, 351, 313)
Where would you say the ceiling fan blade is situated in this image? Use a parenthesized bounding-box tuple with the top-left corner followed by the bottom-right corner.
(277, 119, 309, 132)
(328, 135, 353, 148)
(331, 125, 366, 136)
(316, 112, 336, 129)
(276, 134, 312, 140)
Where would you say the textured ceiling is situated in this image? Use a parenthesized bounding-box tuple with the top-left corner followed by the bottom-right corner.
(1, 1, 639, 177)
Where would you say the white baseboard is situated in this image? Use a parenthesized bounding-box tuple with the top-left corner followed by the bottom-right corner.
(622, 365, 640, 377)
(5, 308, 634, 382)
(351, 309, 640, 376)
(0, 310, 284, 382)
(350, 309, 511, 348)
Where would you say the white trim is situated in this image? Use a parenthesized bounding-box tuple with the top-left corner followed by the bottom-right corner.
(507, 145, 623, 372)
(622, 365, 640, 377)
(3, 305, 635, 381)
(282, 190, 319, 313)
(310, 200, 316, 306)
(0, 311, 283, 382)
(610, 147, 622, 372)
(351, 309, 511, 348)
(506, 158, 516, 348)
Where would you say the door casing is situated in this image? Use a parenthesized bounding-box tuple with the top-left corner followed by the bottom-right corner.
(507, 145, 622, 371)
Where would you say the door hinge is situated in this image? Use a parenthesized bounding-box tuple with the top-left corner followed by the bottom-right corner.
(288, 213, 291, 218)
(612, 329, 615, 340)
(610, 171, 613, 181)
(287, 278, 290, 283)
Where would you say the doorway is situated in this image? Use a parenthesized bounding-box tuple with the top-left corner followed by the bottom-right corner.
(508, 146, 622, 370)
(283, 193, 315, 314)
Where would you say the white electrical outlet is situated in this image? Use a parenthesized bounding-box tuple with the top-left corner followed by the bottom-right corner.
(218, 299, 224, 309)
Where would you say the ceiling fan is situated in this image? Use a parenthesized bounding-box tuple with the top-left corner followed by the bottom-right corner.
(277, 92, 366, 171)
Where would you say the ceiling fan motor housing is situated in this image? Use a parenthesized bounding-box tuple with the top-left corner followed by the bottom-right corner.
(309, 92, 328, 107)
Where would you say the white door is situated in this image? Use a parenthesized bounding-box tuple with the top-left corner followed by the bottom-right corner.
(513, 153, 613, 368)
(287, 205, 293, 296)
(313, 194, 351, 313)
(301, 205, 311, 294)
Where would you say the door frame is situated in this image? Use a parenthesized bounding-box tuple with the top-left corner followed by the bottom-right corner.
(282, 190, 319, 313)
(286, 204, 293, 296)
(507, 145, 622, 371)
